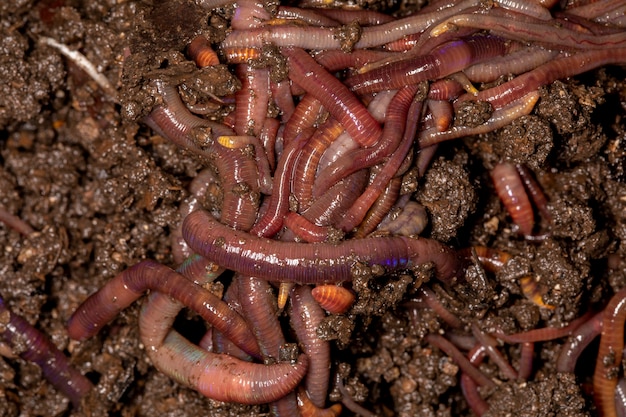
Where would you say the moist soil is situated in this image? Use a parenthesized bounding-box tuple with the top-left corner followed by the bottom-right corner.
(0, 1, 625, 416)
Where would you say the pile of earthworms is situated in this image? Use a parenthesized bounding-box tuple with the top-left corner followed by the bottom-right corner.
(2, 0, 626, 415)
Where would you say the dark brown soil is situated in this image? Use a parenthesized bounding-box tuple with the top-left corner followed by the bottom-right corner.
(0, 1, 624, 416)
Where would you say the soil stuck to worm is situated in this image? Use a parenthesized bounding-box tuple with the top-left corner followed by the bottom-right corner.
(0, 0, 625, 416)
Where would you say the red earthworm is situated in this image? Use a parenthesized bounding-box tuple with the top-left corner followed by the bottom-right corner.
(376, 199, 429, 237)
(491, 162, 535, 236)
(237, 275, 286, 360)
(384, 32, 422, 52)
(290, 285, 331, 408)
(345, 35, 509, 94)
(187, 35, 220, 68)
(617, 378, 626, 417)
(234, 64, 270, 137)
(221, 25, 344, 51)
(293, 118, 344, 211)
(211, 280, 254, 361)
(311, 284, 356, 315)
(67, 259, 262, 358)
(416, 287, 462, 329)
(182, 209, 462, 284)
(209, 143, 260, 231)
(300, 170, 368, 228)
(317, 8, 394, 26)
(283, 47, 382, 147)
(430, 10, 626, 50)
(231, 0, 270, 30)
(260, 117, 280, 170)
(175, 253, 224, 286)
(494, 0, 553, 20)
(250, 129, 310, 238)
(0, 206, 35, 236)
(284, 212, 331, 243)
(594, 287, 626, 417)
(143, 80, 234, 153)
(461, 48, 626, 110)
(495, 310, 596, 344)
(297, 387, 342, 417)
(271, 80, 296, 122)
(216, 135, 273, 195)
(460, 246, 512, 273)
(516, 164, 552, 224)
(471, 323, 518, 380)
(464, 46, 558, 83)
(312, 85, 419, 199)
(282, 94, 324, 146)
(425, 334, 496, 388)
(276, 6, 341, 27)
(0, 296, 93, 407)
(556, 311, 603, 373)
(337, 89, 424, 232)
(567, 0, 626, 19)
(313, 49, 395, 73)
(144, 329, 307, 404)
(460, 344, 489, 416)
(518, 341, 535, 380)
(354, 176, 402, 238)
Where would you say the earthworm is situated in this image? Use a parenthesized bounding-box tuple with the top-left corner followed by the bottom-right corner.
(182, 209, 462, 284)
(354, 176, 402, 238)
(67, 259, 262, 358)
(275, 6, 340, 27)
(0, 206, 35, 236)
(565, 0, 626, 19)
(464, 46, 558, 83)
(271, 80, 296, 122)
(494, 0, 553, 20)
(460, 344, 489, 416)
(260, 117, 280, 170)
(556, 311, 603, 373)
(283, 47, 382, 147)
(231, 0, 270, 30)
(414, 287, 462, 329)
(344, 35, 509, 94)
(312, 85, 419, 198)
(292, 118, 344, 210)
(283, 212, 331, 243)
(249, 130, 309, 237)
(495, 310, 595, 344)
(143, 79, 233, 153)
(234, 65, 269, 137)
(222, 46, 261, 64)
(425, 334, 496, 388)
(491, 162, 535, 236)
(516, 164, 552, 224)
(290, 285, 330, 408)
(337, 89, 424, 232)
(0, 296, 93, 407)
(187, 35, 220, 67)
(217, 134, 273, 195)
(237, 275, 285, 360)
(317, 8, 394, 26)
(427, 99, 454, 132)
(471, 323, 518, 381)
(282, 94, 324, 145)
(594, 287, 626, 417)
(211, 280, 253, 361)
(313, 49, 395, 73)
(335, 373, 377, 417)
(143, 329, 308, 404)
(458, 48, 626, 109)
(518, 341, 535, 380)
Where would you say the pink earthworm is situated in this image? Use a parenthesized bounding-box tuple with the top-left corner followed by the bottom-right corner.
(491, 162, 535, 236)
(0, 206, 35, 236)
(565, 0, 626, 19)
(337, 87, 424, 232)
(414, 287, 463, 329)
(556, 311, 603, 373)
(460, 344, 490, 416)
(427, 99, 454, 132)
(344, 35, 509, 94)
(290, 285, 331, 408)
(293, 118, 344, 211)
(518, 341, 535, 380)
(283, 47, 382, 147)
(67, 259, 262, 358)
(463, 46, 559, 83)
(0, 296, 93, 407)
(335, 373, 377, 417)
(275, 6, 341, 27)
(354, 176, 402, 238)
(516, 164, 552, 224)
(594, 287, 626, 417)
(316, 8, 394, 25)
(494, 0, 553, 20)
(271, 80, 296, 123)
(182, 209, 462, 285)
(495, 310, 596, 344)
(282, 94, 323, 146)
(233, 64, 270, 137)
(457, 48, 626, 109)
(211, 280, 254, 361)
(250, 129, 310, 238)
(419, 90, 540, 147)
(313, 49, 396, 73)
(231, 0, 270, 30)
(312, 84, 420, 199)
(283, 212, 331, 243)
(471, 323, 518, 380)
